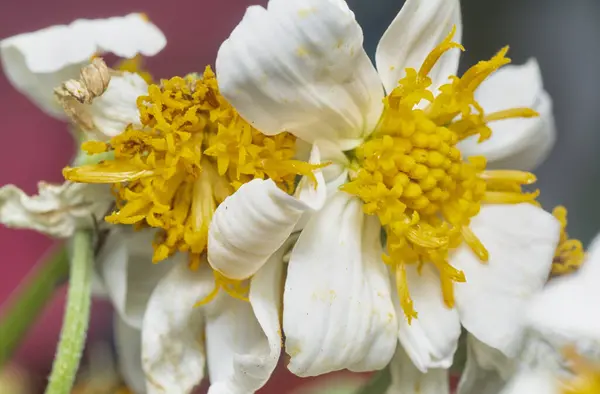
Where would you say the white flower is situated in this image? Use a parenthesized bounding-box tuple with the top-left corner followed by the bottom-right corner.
(207, 0, 561, 390)
(478, 235, 600, 394)
(0, 13, 165, 237)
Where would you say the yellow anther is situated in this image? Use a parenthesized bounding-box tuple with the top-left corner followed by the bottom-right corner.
(551, 206, 585, 277)
(418, 25, 465, 80)
(342, 28, 541, 322)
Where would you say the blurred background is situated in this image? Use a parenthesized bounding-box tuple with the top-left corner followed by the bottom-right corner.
(0, 0, 598, 392)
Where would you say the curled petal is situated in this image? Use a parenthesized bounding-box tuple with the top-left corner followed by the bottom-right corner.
(0, 182, 111, 238)
(208, 147, 325, 280)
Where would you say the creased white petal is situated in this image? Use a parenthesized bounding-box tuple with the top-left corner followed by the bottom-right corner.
(456, 335, 510, 394)
(0, 13, 165, 118)
(499, 370, 559, 394)
(142, 261, 213, 394)
(208, 146, 325, 280)
(0, 182, 111, 238)
(396, 265, 461, 372)
(525, 234, 600, 352)
(206, 238, 290, 394)
(87, 72, 148, 139)
(458, 59, 555, 171)
(98, 229, 173, 329)
(452, 204, 560, 357)
(114, 316, 146, 394)
(284, 192, 397, 376)
(375, 0, 461, 94)
(386, 346, 449, 394)
(216, 0, 383, 149)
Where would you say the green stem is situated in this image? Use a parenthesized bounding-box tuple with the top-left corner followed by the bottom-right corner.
(45, 231, 94, 394)
(354, 367, 391, 394)
(0, 245, 69, 367)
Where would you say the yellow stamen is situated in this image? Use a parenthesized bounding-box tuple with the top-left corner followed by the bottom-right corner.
(195, 271, 249, 306)
(64, 66, 321, 304)
(551, 206, 585, 277)
(418, 25, 465, 79)
(342, 27, 540, 321)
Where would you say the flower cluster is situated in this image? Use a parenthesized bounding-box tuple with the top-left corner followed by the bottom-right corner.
(0, 2, 596, 394)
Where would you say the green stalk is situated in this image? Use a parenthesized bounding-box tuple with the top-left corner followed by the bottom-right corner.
(0, 245, 69, 367)
(45, 231, 94, 394)
(354, 367, 391, 394)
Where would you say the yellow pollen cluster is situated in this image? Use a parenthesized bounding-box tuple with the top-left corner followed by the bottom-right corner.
(562, 347, 600, 394)
(551, 206, 585, 277)
(341, 27, 540, 321)
(63, 67, 318, 287)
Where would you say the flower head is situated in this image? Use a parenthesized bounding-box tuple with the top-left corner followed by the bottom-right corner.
(63, 67, 324, 274)
(210, 0, 560, 380)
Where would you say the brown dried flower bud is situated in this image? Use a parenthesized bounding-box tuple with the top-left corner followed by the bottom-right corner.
(54, 58, 111, 130)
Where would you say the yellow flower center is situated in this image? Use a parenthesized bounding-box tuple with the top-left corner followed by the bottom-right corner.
(115, 54, 154, 84)
(63, 66, 320, 301)
(551, 206, 585, 277)
(341, 27, 540, 322)
(562, 347, 600, 394)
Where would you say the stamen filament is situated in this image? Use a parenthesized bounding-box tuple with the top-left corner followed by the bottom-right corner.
(484, 107, 539, 122)
(480, 170, 537, 185)
(483, 190, 540, 204)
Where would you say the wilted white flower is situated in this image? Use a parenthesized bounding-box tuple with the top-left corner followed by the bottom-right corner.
(0, 13, 165, 238)
(206, 0, 560, 391)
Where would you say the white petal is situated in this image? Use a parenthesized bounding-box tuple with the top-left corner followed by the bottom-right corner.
(142, 262, 213, 394)
(499, 370, 559, 394)
(284, 192, 397, 376)
(0, 182, 111, 238)
(525, 235, 600, 352)
(208, 146, 325, 280)
(452, 204, 560, 357)
(97, 229, 173, 329)
(375, 0, 461, 94)
(216, 0, 383, 149)
(87, 72, 148, 139)
(456, 336, 510, 394)
(0, 13, 165, 118)
(386, 346, 449, 394)
(114, 316, 146, 394)
(458, 59, 555, 171)
(294, 141, 349, 232)
(396, 265, 461, 372)
(205, 239, 290, 394)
